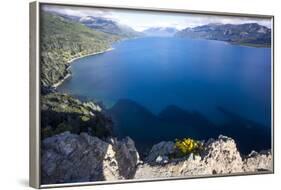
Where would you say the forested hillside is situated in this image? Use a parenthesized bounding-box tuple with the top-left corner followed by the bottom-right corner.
(40, 12, 121, 88)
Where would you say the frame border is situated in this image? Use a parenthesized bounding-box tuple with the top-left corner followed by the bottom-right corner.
(29, 1, 274, 188)
(30, 1, 40, 188)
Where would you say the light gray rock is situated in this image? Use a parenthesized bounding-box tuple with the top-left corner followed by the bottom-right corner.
(155, 155, 169, 164)
(201, 135, 244, 174)
(41, 132, 139, 184)
(145, 141, 175, 164)
(114, 137, 140, 178)
(83, 101, 102, 112)
(243, 150, 272, 172)
(135, 135, 272, 179)
(42, 133, 272, 183)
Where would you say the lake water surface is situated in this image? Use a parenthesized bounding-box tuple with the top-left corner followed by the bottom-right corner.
(58, 37, 272, 153)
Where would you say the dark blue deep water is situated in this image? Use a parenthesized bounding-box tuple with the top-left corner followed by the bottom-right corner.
(58, 37, 272, 154)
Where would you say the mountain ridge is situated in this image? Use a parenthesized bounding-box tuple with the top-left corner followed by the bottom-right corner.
(175, 23, 271, 47)
(46, 10, 142, 38)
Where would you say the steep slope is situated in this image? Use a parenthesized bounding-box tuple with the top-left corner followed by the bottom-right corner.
(175, 23, 271, 47)
(41, 93, 113, 139)
(50, 12, 142, 38)
(78, 16, 142, 37)
(40, 12, 121, 88)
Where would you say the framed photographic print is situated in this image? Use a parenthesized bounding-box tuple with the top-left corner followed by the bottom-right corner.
(29, 1, 274, 188)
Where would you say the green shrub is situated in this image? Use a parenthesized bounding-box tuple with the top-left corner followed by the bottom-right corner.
(80, 115, 90, 122)
(174, 138, 202, 157)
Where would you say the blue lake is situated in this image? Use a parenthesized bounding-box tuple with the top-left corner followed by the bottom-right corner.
(58, 37, 272, 153)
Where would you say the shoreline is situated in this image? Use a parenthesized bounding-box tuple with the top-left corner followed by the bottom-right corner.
(52, 73, 72, 88)
(67, 47, 115, 64)
(52, 47, 114, 89)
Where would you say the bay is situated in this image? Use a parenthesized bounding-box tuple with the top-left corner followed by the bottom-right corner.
(58, 37, 272, 154)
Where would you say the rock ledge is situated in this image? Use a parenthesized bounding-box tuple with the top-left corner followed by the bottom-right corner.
(41, 133, 272, 184)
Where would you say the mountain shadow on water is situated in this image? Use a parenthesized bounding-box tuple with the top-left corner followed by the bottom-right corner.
(107, 99, 162, 151)
(107, 99, 271, 156)
(158, 105, 220, 138)
(107, 99, 214, 154)
(216, 106, 271, 154)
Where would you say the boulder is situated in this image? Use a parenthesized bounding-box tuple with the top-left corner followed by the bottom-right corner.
(114, 137, 140, 179)
(145, 141, 175, 164)
(201, 135, 243, 174)
(155, 155, 169, 164)
(41, 132, 139, 184)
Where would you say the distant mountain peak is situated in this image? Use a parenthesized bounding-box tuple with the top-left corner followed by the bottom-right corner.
(143, 27, 179, 37)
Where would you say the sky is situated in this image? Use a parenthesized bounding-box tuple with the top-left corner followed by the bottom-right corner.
(42, 4, 272, 31)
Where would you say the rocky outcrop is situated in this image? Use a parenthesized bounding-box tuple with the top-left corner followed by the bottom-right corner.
(41, 133, 272, 184)
(202, 135, 244, 174)
(134, 135, 272, 179)
(41, 132, 140, 184)
(41, 93, 113, 139)
(243, 150, 272, 172)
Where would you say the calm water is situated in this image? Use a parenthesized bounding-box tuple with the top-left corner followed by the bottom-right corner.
(58, 37, 271, 153)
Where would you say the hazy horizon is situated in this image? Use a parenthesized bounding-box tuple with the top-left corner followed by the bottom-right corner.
(42, 4, 272, 32)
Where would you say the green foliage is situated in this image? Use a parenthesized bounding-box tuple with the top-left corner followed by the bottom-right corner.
(174, 138, 202, 157)
(42, 123, 73, 139)
(55, 123, 73, 134)
(80, 115, 90, 122)
(40, 12, 121, 87)
(41, 93, 113, 139)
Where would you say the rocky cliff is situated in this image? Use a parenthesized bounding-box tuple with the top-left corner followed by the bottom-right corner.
(41, 132, 140, 184)
(41, 133, 272, 184)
